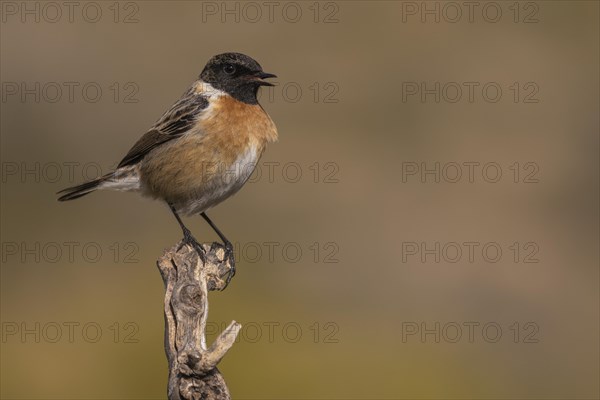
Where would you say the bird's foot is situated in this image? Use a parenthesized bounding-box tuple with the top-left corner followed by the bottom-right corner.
(221, 241, 235, 290)
(179, 228, 207, 264)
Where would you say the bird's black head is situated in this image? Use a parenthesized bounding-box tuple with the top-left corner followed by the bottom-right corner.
(200, 52, 276, 104)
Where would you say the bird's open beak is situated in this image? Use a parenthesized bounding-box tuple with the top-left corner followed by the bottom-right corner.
(253, 71, 277, 86)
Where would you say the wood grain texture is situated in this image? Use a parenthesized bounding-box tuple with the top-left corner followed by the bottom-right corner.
(157, 242, 241, 400)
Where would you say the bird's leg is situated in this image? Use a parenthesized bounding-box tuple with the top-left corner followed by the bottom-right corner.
(169, 204, 206, 264)
(201, 212, 235, 287)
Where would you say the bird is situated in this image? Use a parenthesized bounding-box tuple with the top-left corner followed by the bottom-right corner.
(57, 52, 278, 286)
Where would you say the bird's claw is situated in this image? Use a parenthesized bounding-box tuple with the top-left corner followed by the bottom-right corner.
(178, 230, 235, 290)
(221, 241, 235, 290)
(179, 228, 207, 264)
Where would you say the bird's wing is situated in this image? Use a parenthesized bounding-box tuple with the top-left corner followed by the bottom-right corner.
(117, 85, 209, 168)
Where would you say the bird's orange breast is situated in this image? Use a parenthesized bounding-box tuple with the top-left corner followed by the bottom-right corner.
(199, 94, 278, 166)
(138, 93, 277, 208)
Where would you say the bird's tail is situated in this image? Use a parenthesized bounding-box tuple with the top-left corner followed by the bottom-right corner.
(57, 174, 111, 201)
(57, 166, 140, 201)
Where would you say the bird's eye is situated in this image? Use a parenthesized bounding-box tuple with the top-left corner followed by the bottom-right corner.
(223, 64, 236, 75)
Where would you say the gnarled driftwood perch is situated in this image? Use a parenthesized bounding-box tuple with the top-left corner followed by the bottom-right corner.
(157, 242, 240, 400)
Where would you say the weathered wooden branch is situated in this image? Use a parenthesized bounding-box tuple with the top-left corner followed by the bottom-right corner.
(157, 242, 240, 400)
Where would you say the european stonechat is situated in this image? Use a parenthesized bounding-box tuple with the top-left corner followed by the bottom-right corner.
(58, 52, 278, 285)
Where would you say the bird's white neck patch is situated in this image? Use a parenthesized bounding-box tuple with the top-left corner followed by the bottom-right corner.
(195, 81, 226, 99)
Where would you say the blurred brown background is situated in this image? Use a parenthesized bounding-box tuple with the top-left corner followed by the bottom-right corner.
(1, 1, 598, 399)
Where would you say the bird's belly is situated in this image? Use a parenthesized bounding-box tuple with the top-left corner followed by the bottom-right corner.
(176, 144, 260, 215)
(139, 137, 262, 215)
